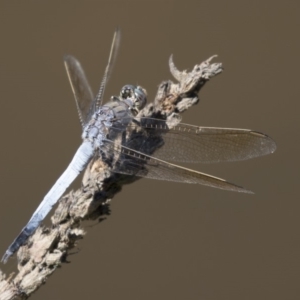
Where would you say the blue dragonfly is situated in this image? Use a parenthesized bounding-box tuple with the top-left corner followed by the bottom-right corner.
(2, 29, 276, 263)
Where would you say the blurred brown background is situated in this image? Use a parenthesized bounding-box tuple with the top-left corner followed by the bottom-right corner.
(0, 1, 298, 299)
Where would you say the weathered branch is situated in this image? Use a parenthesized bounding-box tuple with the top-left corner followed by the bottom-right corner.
(0, 55, 222, 300)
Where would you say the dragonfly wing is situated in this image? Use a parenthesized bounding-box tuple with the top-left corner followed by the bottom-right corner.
(64, 55, 94, 128)
(102, 141, 253, 194)
(92, 28, 121, 112)
(127, 118, 276, 163)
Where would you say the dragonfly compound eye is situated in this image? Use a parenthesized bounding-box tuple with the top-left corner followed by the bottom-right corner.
(120, 85, 147, 113)
(120, 85, 136, 99)
(133, 86, 147, 111)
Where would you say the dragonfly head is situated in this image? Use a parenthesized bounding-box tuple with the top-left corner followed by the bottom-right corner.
(120, 85, 147, 114)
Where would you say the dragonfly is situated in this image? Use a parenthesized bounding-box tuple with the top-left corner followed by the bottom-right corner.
(2, 29, 276, 263)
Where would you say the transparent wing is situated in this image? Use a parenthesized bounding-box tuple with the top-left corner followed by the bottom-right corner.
(121, 117, 276, 163)
(64, 29, 121, 128)
(93, 28, 121, 111)
(102, 141, 253, 194)
(64, 55, 94, 128)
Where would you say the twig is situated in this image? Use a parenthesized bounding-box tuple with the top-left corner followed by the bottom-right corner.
(0, 55, 222, 300)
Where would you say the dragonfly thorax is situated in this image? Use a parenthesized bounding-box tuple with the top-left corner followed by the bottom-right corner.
(81, 85, 147, 149)
(82, 106, 114, 148)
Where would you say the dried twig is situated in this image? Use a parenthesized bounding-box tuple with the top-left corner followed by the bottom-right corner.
(0, 55, 222, 300)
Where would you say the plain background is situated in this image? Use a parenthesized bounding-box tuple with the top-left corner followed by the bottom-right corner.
(0, 1, 298, 300)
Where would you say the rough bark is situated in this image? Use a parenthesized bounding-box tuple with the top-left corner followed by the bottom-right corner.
(0, 55, 222, 300)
